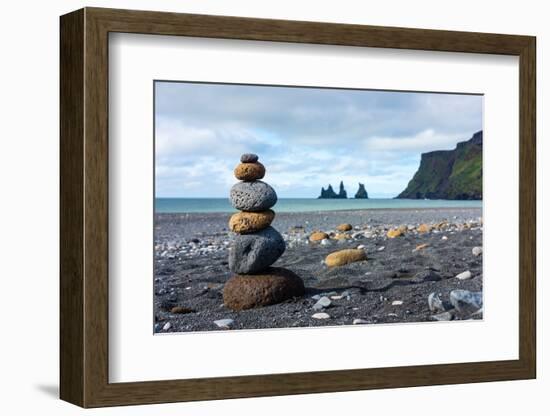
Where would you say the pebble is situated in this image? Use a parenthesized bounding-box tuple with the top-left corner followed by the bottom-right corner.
(412, 269, 442, 283)
(240, 153, 259, 163)
(417, 223, 431, 233)
(353, 319, 369, 325)
(450, 290, 483, 314)
(430, 311, 454, 321)
(330, 295, 344, 300)
(162, 322, 171, 331)
(325, 249, 367, 267)
(387, 228, 404, 238)
(391, 300, 403, 306)
(413, 243, 430, 252)
(312, 312, 330, 319)
(441, 235, 448, 241)
(170, 306, 195, 314)
(313, 296, 332, 310)
(472, 246, 483, 256)
(320, 238, 331, 246)
(455, 270, 473, 280)
(357, 244, 366, 250)
(428, 292, 445, 312)
(309, 231, 329, 242)
(377, 246, 385, 251)
(214, 318, 235, 329)
(311, 294, 321, 301)
(336, 223, 352, 231)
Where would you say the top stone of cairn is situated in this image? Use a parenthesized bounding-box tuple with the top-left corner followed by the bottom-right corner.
(240, 153, 259, 163)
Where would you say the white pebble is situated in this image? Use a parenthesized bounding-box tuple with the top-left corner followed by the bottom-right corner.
(377, 246, 385, 251)
(214, 318, 235, 329)
(357, 244, 366, 250)
(391, 300, 403, 306)
(162, 322, 171, 331)
(312, 312, 330, 320)
(353, 319, 369, 325)
(330, 295, 344, 300)
(472, 246, 483, 256)
(456, 270, 473, 280)
(441, 235, 448, 241)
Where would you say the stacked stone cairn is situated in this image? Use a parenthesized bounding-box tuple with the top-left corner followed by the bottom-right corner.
(223, 153, 305, 311)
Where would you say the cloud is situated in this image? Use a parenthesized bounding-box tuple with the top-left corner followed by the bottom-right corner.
(154, 82, 482, 197)
(365, 129, 470, 152)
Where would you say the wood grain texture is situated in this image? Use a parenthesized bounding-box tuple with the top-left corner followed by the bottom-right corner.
(59, 8, 84, 406)
(59, 7, 537, 408)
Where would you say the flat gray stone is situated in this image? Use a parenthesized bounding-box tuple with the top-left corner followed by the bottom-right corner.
(429, 311, 454, 321)
(313, 296, 332, 310)
(230, 181, 277, 211)
(229, 226, 285, 273)
(411, 269, 442, 283)
(450, 289, 483, 315)
(240, 153, 259, 163)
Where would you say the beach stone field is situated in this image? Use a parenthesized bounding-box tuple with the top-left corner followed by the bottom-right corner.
(154, 207, 483, 333)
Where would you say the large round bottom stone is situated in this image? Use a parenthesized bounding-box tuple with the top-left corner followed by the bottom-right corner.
(223, 267, 305, 311)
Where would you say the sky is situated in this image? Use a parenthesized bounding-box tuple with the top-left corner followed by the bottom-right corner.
(155, 81, 482, 198)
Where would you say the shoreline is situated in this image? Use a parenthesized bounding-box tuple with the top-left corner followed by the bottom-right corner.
(154, 207, 483, 332)
(155, 199, 482, 214)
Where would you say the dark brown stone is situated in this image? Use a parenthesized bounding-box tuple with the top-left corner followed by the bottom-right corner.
(170, 306, 195, 314)
(223, 267, 305, 311)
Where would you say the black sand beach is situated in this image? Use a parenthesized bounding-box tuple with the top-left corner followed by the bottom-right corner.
(154, 207, 483, 333)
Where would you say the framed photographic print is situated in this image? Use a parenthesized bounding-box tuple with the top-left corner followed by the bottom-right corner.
(60, 7, 536, 408)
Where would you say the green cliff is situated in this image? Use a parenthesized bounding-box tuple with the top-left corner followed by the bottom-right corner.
(397, 131, 482, 200)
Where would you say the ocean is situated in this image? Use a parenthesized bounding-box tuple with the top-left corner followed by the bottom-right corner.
(155, 198, 482, 213)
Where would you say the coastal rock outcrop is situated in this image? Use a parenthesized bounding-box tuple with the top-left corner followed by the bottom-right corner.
(354, 183, 369, 199)
(397, 131, 482, 200)
(318, 181, 347, 199)
(224, 154, 305, 310)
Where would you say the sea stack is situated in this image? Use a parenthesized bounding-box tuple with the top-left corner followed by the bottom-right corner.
(224, 154, 305, 310)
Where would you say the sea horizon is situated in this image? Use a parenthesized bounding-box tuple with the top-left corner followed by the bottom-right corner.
(155, 197, 482, 214)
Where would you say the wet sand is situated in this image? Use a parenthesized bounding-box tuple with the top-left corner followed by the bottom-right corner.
(154, 208, 482, 333)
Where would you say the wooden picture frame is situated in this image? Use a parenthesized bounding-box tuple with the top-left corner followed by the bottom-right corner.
(60, 7, 536, 408)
